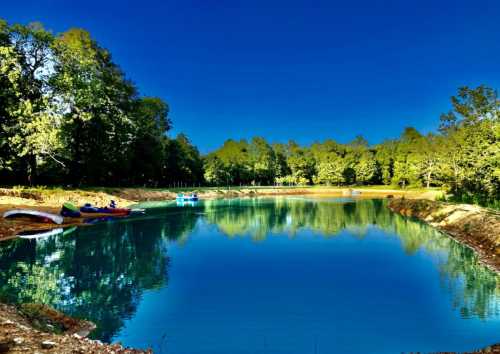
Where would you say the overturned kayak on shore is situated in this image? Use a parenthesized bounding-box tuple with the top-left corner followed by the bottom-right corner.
(3, 209, 64, 224)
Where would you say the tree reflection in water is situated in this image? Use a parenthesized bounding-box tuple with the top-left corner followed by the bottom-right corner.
(203, 198, 500, 320)
(0, 198, 497, 342)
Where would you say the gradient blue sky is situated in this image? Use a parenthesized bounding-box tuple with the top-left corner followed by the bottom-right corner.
(2, 0, 499, 152)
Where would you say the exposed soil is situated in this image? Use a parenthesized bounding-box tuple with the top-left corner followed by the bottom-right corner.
(0, 303, 151, 353)
(389, 198, 500, 273)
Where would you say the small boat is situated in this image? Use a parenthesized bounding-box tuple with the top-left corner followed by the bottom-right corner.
(3, 209, 64, 225)
(80, 204, 102, 213)
(176, 193, 199, 202)
(80, 203, 131, 216)
(17, 228, 64, 239)
(61, 202, 81, 217)
(104, 207, 131, 215)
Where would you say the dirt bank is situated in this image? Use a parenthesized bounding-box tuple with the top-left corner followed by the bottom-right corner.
(0, 186, 439, 208)
(0, 303, 150, 353)
(389, 198, 500, 273)
(114, 186, 438, 202)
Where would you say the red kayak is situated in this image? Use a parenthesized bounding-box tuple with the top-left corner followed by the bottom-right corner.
(105, 207, 131, 216)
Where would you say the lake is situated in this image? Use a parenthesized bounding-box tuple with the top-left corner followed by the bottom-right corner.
(0, 197, 499, 353)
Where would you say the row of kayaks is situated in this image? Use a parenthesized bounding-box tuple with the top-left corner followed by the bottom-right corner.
(61, 200, 144, 218)
(4, 195, 199, 240)
(3, 201, 145, 226)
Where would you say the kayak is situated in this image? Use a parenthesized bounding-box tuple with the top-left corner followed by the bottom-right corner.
(3, 209, 64, 225)
(80, 203, 131, 215)
(61, 209, 81, 217)
(105, 207, 131, 215)
(80, 205, 104, 213)
(63, 202, 79, 212)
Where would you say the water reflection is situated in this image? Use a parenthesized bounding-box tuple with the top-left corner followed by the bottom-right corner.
(0, 220, 169, 341)
(0, 197, 498, 344)
(204, 198, 499, 319)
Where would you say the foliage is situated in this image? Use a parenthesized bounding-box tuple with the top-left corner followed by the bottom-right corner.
(0, 18, 498, 206)
(0, 19, 202, 187)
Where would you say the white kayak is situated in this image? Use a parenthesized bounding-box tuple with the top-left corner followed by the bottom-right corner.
(18, 228, 64, 239)
(3, 209, 64, 225)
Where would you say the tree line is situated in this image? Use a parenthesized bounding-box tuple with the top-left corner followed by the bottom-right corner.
(0, 20, 203, 187)
(0, 20, 498, 206)
(205, 86, 499, 206)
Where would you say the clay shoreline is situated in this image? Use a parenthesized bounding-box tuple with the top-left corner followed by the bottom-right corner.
(388, 198, 500, 273)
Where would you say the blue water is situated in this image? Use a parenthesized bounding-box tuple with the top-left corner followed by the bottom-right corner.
(0, 198, 498, 353)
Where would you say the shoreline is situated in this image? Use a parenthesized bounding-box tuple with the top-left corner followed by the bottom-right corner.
(0, 186, 440, 241)
(388, 198, 500, 273)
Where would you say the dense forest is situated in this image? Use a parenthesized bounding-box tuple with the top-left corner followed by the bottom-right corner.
(0, 20, 499, 206)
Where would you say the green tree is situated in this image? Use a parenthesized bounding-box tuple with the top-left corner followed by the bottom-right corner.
(439, 86, 500, 205)
(52, 28, 138, 185)
(203, 154, 228, 186)
(355, 151, 377, 184)
(129, 97, 170, 186)
(392, 127, 424, 188)
(249, 137, 276, 185)
(287, 141, 315, 184)
(314, 156, 346, 185)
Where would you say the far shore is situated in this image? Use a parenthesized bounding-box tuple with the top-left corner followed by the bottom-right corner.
(0, 186, 441, 241)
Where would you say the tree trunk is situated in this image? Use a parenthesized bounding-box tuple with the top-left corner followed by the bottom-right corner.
(27, 154, 37, 186)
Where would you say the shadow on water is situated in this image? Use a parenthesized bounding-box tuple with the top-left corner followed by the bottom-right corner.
(0, 198, 498, 343)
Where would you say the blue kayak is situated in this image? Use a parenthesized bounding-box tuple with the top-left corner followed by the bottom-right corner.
(80, 204, 107, 213)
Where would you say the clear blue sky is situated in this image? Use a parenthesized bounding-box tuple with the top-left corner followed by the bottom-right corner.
(3, 0, 500, 152)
